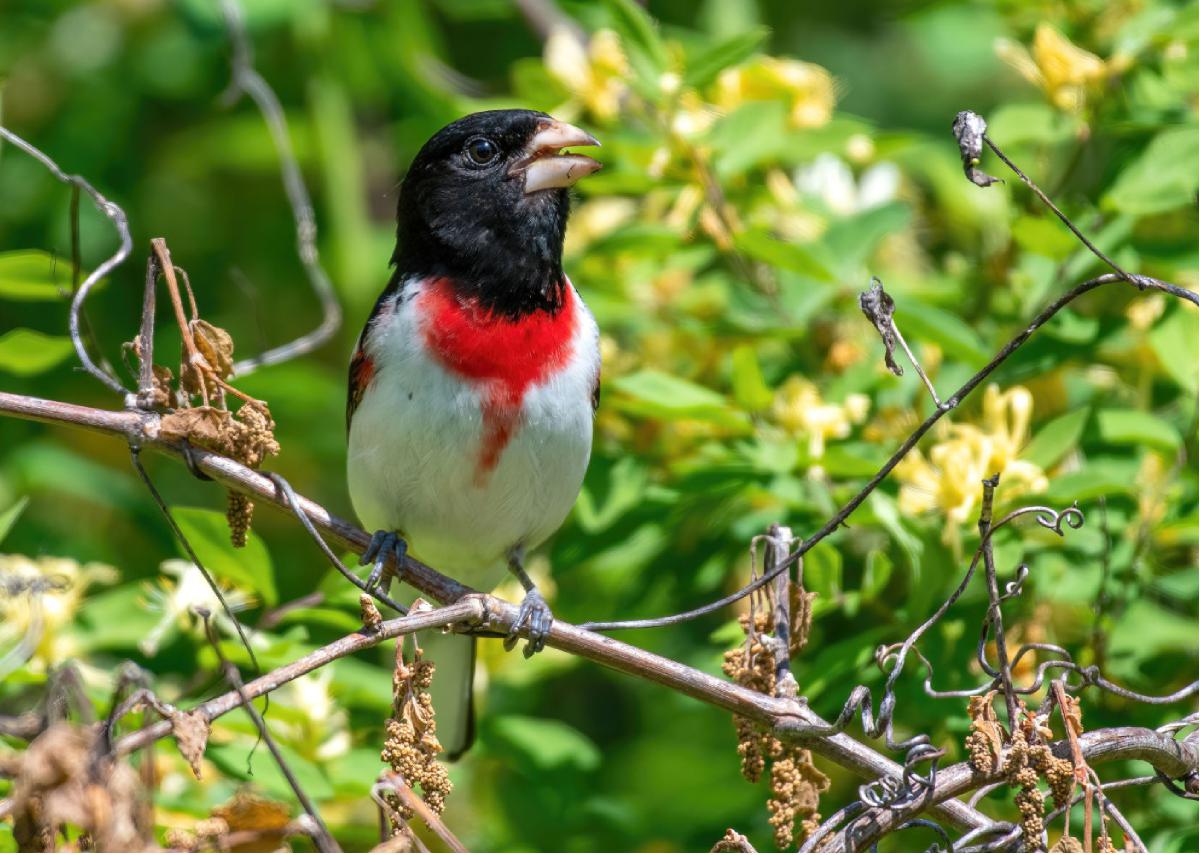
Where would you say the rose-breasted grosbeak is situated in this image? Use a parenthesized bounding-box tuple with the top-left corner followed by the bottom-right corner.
(346, 110, 601, 756)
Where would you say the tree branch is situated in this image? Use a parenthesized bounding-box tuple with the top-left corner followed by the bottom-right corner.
(0, 389, 999, 835)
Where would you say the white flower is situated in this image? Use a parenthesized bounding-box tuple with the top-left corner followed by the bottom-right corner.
(140, 559, 254, 656)
(794, 154, 900, 216)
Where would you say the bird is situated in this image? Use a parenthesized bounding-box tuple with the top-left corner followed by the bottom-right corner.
(346, 109, 602, 757)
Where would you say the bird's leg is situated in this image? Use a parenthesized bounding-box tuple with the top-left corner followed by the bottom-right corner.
(503, 546, 553, 658)
(359, 530, 407, 596)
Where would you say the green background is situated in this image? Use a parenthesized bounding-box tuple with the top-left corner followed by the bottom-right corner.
(1, 0, 1197, 851)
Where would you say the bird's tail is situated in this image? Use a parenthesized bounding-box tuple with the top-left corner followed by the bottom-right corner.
(419, 628, 476, 759)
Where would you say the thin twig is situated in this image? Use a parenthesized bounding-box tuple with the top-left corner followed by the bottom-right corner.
(978, 475, 1018, 731)
(890, 319, 941, 407)
(375, 772, 467, 853)
(200, 610, 341, 853)
(218, 0, 341, 377)
(127, 447, 260, 676)
(135, 252, 159, 408)
(0, 125, 132, 398)
(982, 135, 1146, 288)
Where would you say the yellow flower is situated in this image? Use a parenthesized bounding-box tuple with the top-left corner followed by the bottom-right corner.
(895, 384, 1048, 548)
(713, 56, 836, 129)
(0, 554, 116, 671)
(772, 377, 870, 458)
(1125, 293, 1165, 331)
(996, 24, 1110, 113)
(545, 27, 629, 121)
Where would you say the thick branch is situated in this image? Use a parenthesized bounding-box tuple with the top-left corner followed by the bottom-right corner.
(0, 390, 994, 834)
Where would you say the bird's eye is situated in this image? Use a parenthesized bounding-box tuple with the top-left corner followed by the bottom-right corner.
(465, 137, 499, 166)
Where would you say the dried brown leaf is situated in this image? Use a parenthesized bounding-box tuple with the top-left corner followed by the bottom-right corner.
(169, 709, 210, 779)
(191, 319, 235, 380)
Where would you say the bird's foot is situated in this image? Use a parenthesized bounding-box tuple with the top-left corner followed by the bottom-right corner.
(503, 588, 553, 658)
(359, 530, 407, 595)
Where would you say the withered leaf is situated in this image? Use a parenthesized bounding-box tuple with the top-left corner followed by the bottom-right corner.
(213, 791, 292, 833)
(191, 319, 235, 380)
(169, 709, 210, 779)
(952, 110, 1002, 187)
(159, 406, 232, 452)
(858, 277, 903, 377)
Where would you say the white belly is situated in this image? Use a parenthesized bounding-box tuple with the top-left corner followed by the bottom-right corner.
(346, 278, 598, 589)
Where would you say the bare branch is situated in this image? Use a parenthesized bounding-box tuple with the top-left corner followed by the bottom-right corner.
(218, 0, 342, 377)
(0, 391, 1001, 835)
(0, 125, 132, 398)
(815, 727, 1198, 852)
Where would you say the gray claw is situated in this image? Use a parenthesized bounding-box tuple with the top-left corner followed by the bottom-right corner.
(360, 530, 407, 595)
(504, 589, 553, 658)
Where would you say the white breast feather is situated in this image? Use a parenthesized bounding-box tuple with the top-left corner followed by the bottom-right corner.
(346, 277, 599, 590)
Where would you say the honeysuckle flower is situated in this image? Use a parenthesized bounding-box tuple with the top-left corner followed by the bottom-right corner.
(895, 384, 1048, 548)
(772, 377, 870, 459)
(545, 27, 629, 121)
(713, 56, 836, 129)
(140, 559, 254, 656)
(995, 24, 1110, 113)
(0, 554, 116, 669)
(276, 670, 351, 760)
(795, 154, 900, 217)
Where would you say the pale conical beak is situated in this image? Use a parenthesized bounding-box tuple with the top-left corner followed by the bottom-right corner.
(517, 120, 602, 194)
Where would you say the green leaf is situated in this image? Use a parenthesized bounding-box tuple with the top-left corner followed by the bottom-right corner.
(0, 329, 76, 376)
(861, 550, 893, 600)
(208, 741, 334, 802)
(601, 0, 668, 93)
(986, 102, 1082, 146)
(613, 370, 749, 429)
(1149, 308, 1199, 392)
(683, 27, 768, 89)
(1096, 409, 1181, 453)
(1011, 215, 1078, 260)
(0, 497, 29, 545)
(1023, 408, 1089, 469)
(1103, 126, 1200, 216)
(733, 230, 834, 282)
(0, 250, 77, 301)
(172, 507, 278, 605)
(822, 202, 912, 271)
(730, 345, 773, 410)
(576, 457, 648, 533)
(1045, 458, 1139, 503)
(487, 715, 601, 772)
(893, 302, 990, 364)
(804, 541, 842, 604)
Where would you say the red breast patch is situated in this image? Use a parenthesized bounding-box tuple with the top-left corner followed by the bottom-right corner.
(419, 278, 577, 483)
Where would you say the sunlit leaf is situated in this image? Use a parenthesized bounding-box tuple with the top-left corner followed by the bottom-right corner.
(683, 27, 768, 89)
(487, 715, 601, 772)
(0, 329, 76, 376)
(1104, 126, 1200, 216)
(172, 507, 278, 605)
(1024, 408, 1089, 469)
(1097, 408, 1181, 453)
(0, 497, 29, 545)
(0, 250, 78, 301)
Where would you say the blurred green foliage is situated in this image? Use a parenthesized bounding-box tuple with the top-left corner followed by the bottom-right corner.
(1, 0, 1197, 851)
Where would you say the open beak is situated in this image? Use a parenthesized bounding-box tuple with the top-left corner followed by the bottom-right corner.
(518, 120, 602, 194)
